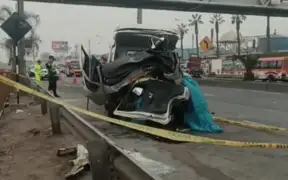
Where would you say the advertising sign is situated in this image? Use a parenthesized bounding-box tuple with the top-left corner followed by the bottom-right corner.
(52, 41, 68, 52)
(200, 36, 212, 53)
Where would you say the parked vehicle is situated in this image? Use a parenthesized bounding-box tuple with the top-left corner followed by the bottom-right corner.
(253, 56, 288, 81)
(57, 64, 65, 73)
(81, 26, 189, 127)
(65, 60, 82, 77)
(187, 56, 203, 78)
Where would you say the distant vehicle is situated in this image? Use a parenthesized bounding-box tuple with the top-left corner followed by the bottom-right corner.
(65, 60, 82, 77)
(57, 64, 65, 73)
(187, 56, 203, 78)
(253, 56, 288, 81)
(28, 65, 49, 80)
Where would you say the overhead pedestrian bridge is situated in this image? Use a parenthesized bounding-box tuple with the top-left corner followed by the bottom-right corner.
(19, 0, 288, 16)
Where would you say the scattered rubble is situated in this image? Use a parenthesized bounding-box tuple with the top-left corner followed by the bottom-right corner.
(0, 98, 86, 180)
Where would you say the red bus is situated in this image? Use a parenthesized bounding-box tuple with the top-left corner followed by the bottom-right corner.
(253, 56, 288, 81)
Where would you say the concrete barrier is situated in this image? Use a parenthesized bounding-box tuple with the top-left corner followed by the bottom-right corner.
(267, 83, 288, 93)
(196, 79, 288, 93)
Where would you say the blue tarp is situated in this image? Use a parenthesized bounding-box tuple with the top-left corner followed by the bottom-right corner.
(182, 75, 223, 133)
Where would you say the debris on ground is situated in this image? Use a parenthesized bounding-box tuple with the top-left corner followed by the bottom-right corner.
(15, 109, 24, 113)
(59, 144, 90, 179)
(0, 97, 84, 180)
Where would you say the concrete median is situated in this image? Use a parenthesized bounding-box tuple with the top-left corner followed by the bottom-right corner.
(267, 83, 288, 93)
(196, 79, 288, 93)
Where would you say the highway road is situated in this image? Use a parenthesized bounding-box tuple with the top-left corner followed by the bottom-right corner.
(41, 75, 288, 180)
(0, 62, 10, 69)
(202, 86, 288, 127)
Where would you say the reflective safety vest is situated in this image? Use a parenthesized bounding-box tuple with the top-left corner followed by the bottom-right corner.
(34, 63, 41, 83)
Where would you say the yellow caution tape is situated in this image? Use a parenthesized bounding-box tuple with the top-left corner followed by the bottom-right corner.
(10, 70, 288, 133)
(1, 75, 288, 149)
(214, 117, 288, 133)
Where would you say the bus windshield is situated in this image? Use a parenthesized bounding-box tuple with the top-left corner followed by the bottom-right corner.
(256, 60, 282, 69)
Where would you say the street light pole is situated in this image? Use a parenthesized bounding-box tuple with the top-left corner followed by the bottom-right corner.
(17, 0, 25, 75)
(266, 16, 271, 53)
(88, 39, 91, 56)
(137, 9, 142, 24)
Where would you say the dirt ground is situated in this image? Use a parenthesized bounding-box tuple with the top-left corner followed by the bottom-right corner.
(0, 97, 83, 180)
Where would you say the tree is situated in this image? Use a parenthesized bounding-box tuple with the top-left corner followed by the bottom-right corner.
(231, 14, 246, 56)
(25, 29, 41, 60)
(188, 13, 203, 58)
(175, 22, 189, 60)
(209, 14, 225, 57)
(0, 5, 41, 73)
(232, 54, 259, 81)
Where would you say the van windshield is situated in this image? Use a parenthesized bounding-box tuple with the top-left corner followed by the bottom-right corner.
(256, 60, 282, 69)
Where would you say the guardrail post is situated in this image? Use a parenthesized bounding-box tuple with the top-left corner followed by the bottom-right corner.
(86, 97, 90, 110)
(114, 156, 154, 180)
(41, 99, 47, 115)
(49, 102, 61, 134)
(87, 139, 109, 180)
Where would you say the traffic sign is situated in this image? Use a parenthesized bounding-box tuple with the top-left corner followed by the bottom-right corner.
(0, 12, 32, 44)
(200, 36, 212, 52)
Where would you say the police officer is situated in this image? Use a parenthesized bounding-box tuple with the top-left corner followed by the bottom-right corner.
(46, 56, 60, 97)
(34, 60, 42, 84)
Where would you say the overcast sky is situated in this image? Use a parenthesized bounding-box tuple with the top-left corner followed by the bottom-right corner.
(1, 0, 288, 61)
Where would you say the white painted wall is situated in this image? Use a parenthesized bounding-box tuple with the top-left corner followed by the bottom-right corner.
(211, 59, 222, 74)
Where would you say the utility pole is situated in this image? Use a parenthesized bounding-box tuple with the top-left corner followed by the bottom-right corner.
(137, 9, 142, 24)
(266, 16, 271, 53)
(88, 39, 91, 56)
(192, 34, 194, 51)
(17, 0, 26, 75)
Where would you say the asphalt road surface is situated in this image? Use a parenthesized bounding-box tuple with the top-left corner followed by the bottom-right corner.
(0, 62, 10, 69)
(41, 75, 288, 180)
(202, 86, 288, 128)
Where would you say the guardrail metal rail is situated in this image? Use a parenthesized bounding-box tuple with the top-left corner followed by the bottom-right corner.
(16, 74, 158, 180)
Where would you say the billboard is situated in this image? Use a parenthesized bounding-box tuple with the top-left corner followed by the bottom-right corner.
(52, 41, 68, 52)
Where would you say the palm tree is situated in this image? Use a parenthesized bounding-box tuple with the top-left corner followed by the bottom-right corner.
(188, 13, 203, 58)
(0, 5, 40, 72)
(175, 23, 189, 60)
(25, 29, 41, 59)
(238, 54, 259, 81)
(209, 14, 225, 57)
(231, 14, 246, 56)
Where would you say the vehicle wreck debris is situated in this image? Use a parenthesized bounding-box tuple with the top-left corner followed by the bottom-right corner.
(57, 144, 90, 179)
(81, 25, 222, 133)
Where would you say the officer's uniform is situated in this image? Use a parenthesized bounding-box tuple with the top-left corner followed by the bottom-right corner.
(34, 62, 41, 84)
(46, 61, 60, 97)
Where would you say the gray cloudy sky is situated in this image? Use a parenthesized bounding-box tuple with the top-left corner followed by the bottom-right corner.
(1, 0, 288, 61)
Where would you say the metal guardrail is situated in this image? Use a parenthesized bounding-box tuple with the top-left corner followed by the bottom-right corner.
(0, 71, 14, 117)
(23, 77, 158, 180)
(197, 79, 288, 93)
(0, 71, 157, 180)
